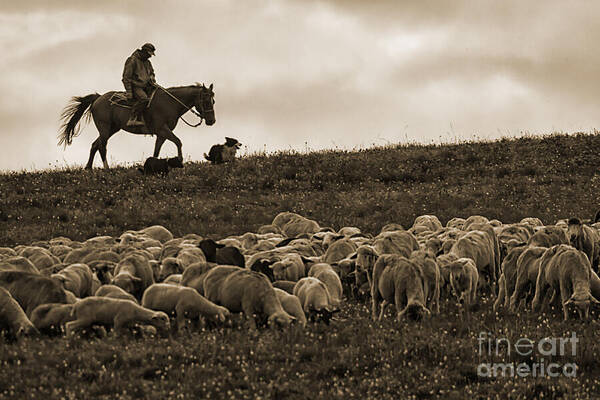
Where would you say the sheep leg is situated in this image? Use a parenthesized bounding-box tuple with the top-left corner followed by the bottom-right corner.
(493, 273, 505, 311)
(531, 269, 550, 313)
(371, 286, 381, 321)
(432, 280, 440, 314)
(471, 274, 478, 304)
(366, 272, 372, 294)
(378, 300, 388, 321)
(560, 281, 570, 321)
(92, 326, 108, 338)
(113, 316, 132, 336)
(463, 291, 471, 311)
(65, 319, 90, 336)
(242, 303, 258, 330)
(395, 288, 406, 322)
(509, 272, 529, 312)
(175, 305, 188, 332)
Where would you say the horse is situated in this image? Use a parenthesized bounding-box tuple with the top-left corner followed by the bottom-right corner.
(58, 83, 216, 169)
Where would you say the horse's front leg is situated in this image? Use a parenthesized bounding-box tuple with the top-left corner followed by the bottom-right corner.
(158, 125, 183, 160)
(153, 136, 166, 158)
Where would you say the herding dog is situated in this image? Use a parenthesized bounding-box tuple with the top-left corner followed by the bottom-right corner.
(138, 157, 184, 175)
(204, 137, 241, 164)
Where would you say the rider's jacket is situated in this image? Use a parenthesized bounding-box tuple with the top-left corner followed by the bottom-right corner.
(122, 50, 155, 92)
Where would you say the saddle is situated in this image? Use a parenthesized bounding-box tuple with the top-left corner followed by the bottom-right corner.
(109, 88, 158, 109)
(109, 92, 135, 108)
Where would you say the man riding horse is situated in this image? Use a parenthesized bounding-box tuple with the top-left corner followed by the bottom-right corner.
(59, 42, 216, 169)
(122, 42, 157, 127)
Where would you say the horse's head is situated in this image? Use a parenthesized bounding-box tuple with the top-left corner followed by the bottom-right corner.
(195, 83, 216, 126)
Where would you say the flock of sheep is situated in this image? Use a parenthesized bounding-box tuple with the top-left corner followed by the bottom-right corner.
(0, 210, 599, 339)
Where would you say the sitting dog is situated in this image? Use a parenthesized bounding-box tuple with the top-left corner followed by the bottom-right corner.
(204, 137, 241, 164)
(138, 156, 184, 175)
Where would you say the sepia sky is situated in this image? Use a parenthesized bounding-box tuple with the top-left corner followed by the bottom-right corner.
(1, 0, 599, 171)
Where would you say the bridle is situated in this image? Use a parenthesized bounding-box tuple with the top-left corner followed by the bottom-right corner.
(156, 84, 213, 127)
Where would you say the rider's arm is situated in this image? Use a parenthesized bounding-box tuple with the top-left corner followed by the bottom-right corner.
(122, 58, 135, 98)
(122, 57, 134, 87)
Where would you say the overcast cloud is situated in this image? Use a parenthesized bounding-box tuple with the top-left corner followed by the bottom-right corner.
(0, 0, 598, 171)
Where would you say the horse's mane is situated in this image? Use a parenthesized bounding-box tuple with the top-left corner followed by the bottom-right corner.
(167, 83, 209, 91)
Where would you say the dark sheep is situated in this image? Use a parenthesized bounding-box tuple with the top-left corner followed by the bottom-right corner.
(198, 239, 245, 268)
(249, 259, 275, 282)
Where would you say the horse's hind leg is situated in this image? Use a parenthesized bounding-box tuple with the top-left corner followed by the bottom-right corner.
(88, 111, 117, 169)
(97, 126, 118, 169)
(98, 137, 110, 169)
(86, 137, 101, 169)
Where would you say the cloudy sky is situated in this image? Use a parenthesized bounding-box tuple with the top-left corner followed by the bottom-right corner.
(1, 0, 598, 171)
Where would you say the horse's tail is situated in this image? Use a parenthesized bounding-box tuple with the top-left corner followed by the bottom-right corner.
(58, 93, 101, 148)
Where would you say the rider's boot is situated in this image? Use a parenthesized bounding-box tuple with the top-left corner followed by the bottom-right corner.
(126, 115, 145, 127)
(126, 103, 145, 127)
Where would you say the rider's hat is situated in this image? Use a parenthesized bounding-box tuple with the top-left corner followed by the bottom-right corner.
(141, 43, 156, 56)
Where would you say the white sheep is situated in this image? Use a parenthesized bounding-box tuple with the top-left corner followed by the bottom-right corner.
(141, 283, 230, 330)
(66, 296, 170, 336)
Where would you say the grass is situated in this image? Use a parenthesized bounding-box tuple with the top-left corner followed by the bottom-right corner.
(1, 132, 600, 398)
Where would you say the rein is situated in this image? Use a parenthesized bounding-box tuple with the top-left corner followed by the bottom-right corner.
(156, 85, 205, 127)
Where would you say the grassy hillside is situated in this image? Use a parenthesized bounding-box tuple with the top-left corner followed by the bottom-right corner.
(1, 132, 600, 399)
(1, 132, 599, 247)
